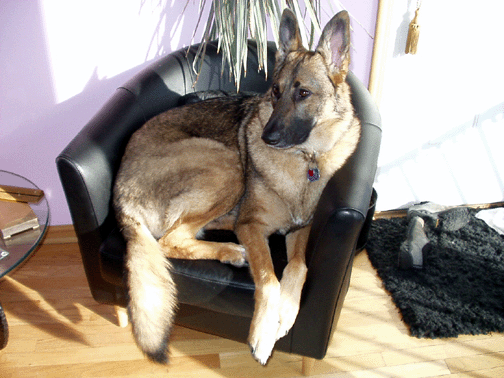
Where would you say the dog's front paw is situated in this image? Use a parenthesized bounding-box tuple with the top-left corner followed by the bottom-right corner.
(276, 295, 299, 340)
(248, 338, 275, 366)
(248, 317, 279, 365)
(276, 258, 307, 340)
(248, 284, 281, 365)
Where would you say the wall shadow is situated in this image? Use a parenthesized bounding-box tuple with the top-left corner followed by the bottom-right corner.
(0, 1, 198, 226)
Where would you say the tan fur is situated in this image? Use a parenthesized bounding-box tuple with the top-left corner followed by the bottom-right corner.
(113, 9, 360, 365)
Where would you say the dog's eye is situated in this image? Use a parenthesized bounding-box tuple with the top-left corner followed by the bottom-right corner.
(299, 89, 311, 98)
(271, 84, 281, 99)
(295, 88, 311, 101)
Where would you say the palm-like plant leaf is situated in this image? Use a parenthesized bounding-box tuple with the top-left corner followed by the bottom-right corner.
(188, 0, 322, 91)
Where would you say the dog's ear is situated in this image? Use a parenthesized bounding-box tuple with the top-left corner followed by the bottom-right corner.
(277, 9, 304, 62)
(316, 10, 351, 83)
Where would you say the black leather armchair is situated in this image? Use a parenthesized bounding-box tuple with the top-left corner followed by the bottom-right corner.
(56, 40, 381, 367)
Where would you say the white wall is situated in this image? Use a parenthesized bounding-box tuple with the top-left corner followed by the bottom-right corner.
(374, 0, 504, 210)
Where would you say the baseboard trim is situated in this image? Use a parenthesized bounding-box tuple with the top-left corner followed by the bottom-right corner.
(43, 224, 78, 245)
(43, 201, 504, 241)
(44, 201, 504, 243)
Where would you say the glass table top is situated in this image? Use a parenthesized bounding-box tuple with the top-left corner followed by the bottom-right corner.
(0, 170, 50, 278)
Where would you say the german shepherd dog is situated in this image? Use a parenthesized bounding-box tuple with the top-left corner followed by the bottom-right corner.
(114, 9, 360, 365)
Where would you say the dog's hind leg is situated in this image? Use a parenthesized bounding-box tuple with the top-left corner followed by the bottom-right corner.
(159, 213, 247, 267)
(124, 219, 177, 364)
(158, 139, 247, 267)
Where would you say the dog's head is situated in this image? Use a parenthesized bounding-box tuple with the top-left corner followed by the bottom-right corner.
(261, 9, 353, 150)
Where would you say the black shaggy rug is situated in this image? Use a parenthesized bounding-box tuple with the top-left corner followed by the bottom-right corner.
(366, 208, 504, 338)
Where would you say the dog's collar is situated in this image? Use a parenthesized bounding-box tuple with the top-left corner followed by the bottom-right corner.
(301, 150, 320, 182)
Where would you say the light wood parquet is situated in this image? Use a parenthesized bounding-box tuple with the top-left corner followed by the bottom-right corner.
(0, 226, 503, 377)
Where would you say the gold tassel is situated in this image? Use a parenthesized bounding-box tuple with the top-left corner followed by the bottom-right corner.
(405, 8, 421, 55)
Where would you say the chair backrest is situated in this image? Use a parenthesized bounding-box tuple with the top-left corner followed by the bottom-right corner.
(120, 40, 277, 125)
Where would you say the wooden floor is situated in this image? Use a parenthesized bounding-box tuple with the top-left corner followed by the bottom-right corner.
(1, 227, 503, 377)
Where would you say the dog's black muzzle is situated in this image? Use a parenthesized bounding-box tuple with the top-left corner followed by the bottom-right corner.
(261, 116, 313, 149)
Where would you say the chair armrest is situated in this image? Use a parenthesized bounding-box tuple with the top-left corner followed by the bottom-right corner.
(56, 54, 187, 303)
(56, 89, 149, 303)
(290, 72, 382, 358)
(307, 71, 381, 267)
(56, 89, 143, 236)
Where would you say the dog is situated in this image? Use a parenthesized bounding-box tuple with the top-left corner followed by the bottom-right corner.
(113, 9, 360, 365)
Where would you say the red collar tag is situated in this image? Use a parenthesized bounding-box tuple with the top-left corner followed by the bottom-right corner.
(307, 167, 320, 182)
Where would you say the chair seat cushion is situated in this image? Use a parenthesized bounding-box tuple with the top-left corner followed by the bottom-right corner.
(99, 228, 288, 318)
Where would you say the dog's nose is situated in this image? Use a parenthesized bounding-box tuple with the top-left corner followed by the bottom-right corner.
(261, 129, 281, 145)
(262, 120, 282, 146)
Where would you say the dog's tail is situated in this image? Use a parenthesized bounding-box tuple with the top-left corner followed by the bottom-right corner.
(124, 221, 177, 364)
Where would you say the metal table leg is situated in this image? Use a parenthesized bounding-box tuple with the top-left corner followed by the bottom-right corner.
(0, 302, 8, 349)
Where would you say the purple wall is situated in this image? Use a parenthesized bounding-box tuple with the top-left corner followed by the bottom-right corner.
(0, 1, 377, 225)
